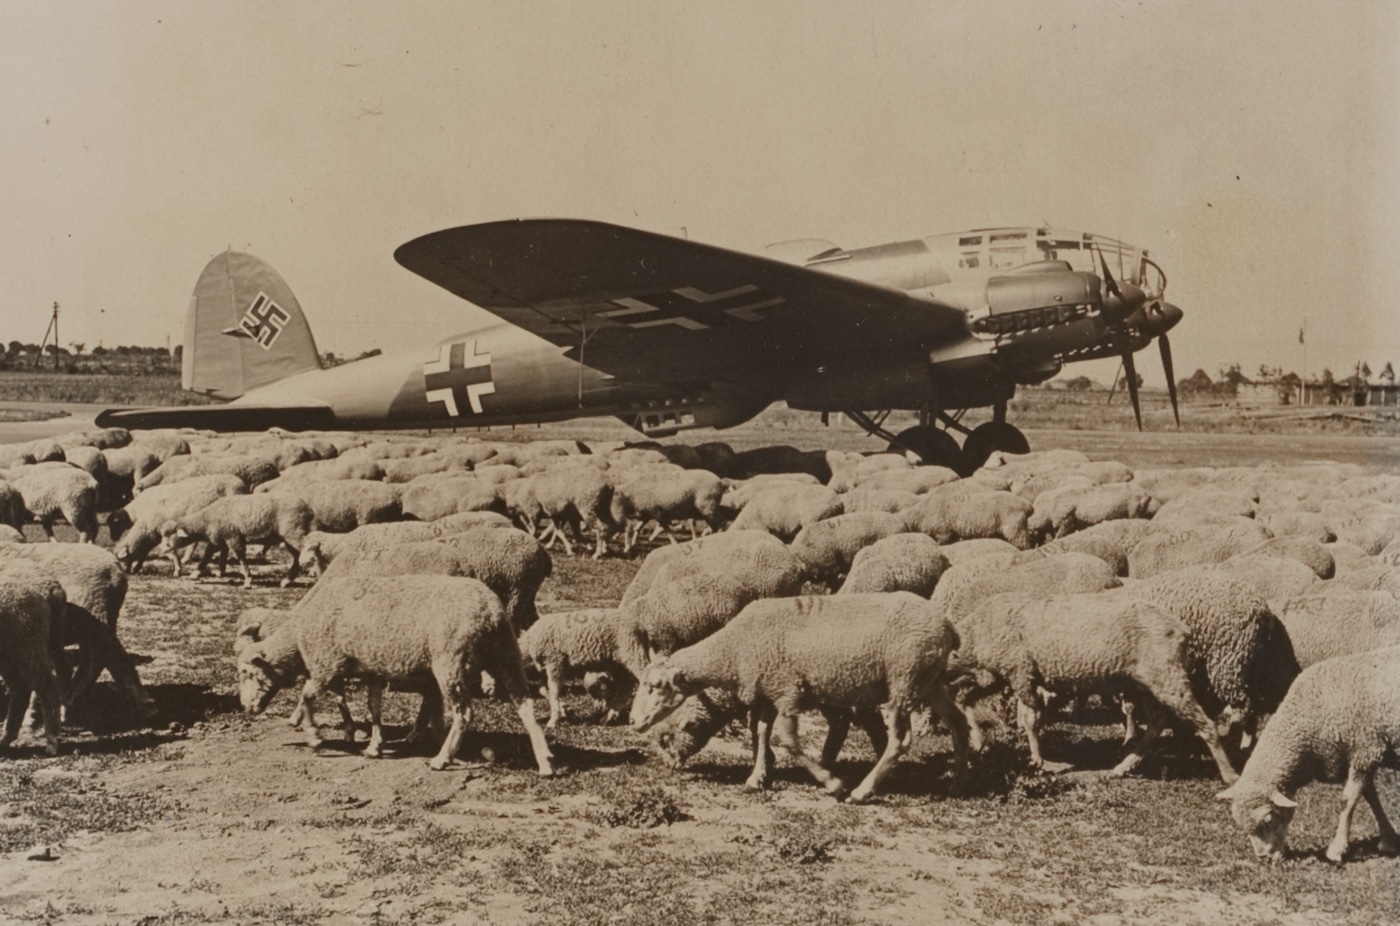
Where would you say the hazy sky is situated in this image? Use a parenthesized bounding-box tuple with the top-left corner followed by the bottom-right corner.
(2, 1, 1397, 387)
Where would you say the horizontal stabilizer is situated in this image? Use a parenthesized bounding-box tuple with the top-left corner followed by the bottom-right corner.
(95, 404, 340, 433)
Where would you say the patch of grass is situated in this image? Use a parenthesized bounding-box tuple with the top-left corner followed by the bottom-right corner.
(581, 784, 689, 829)
(0, 757, 173, 854)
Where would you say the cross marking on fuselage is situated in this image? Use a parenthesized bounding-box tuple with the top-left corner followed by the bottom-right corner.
(423, 339, 495, 416)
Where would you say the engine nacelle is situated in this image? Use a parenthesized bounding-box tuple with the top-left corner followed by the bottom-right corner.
(971, 266, 1101, 337)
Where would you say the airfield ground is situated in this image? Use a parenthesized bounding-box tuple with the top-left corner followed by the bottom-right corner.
(0, 399, 1398, 925)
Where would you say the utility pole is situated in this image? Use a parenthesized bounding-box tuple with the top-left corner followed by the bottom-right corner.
(39, 301, 60, 370)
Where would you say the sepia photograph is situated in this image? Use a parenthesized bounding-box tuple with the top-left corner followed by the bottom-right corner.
(1, 2, 1398, 923)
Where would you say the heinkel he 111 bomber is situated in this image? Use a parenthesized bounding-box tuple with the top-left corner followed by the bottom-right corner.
(98, 219, 1183, 473)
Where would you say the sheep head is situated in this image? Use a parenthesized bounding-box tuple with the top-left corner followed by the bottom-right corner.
(630, 659, 691, 733)
(236, 645, 290, 714)
(1217, 784, 1296, 862)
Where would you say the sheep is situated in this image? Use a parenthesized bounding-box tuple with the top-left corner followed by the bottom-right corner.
(613, 539, 808, 676)
(621, 530, 791, 606)
(901, 489, 1033, 550)
(936, 537, 1020, 566)
(518, 608, 630, 727)
(0, 480, 24, 531)
(1239, 536, 1334, 580)
(1327, 509, 1400, 556)
(648, 685, 749, 769)
(949, 591, 1239, 783)
(1217, 646, 1400, 863)
(266, 456, 386, 484)
(1127, 521, 1273, 578)
(317, 528, 551, 632)
(399, 474, 503, 521)
(135, 452, 279, 493)
(1329, 563, 1400, 597)
(1257, 509, 1336, 544)
(930, 551, 1121, 623)
(1212, 554, 1321, 605)
(54, 427, 131, 451)
(1276, 592, 1400, 669)
(838, 533, 951, 597)
(1115, 569, 1300, 742)
(1322, 541, 1371, 575)
(727, 484, 843, 541)
(526, 464, 617, 557)
(108, 474, 247, 573)
(266, 481, 401, 533)
(631, 592, 969, 802)
(838, 487, 921, 515)
(1010, 470, 1094, 502)
(720, 473, 822, 512)
(854, 465, 961, 495)
(158, 493, 314, 588)
(5, 462, 100, 542)
(0, 561, 67, 756)
(126, 430, 191, 462)
(100, 445, 163, 510)
(788, 511, 907, 588)
(1028, 482, 1158, 543)
(298, 522, 460, 575)
(235, 575, 554, 773)
(607, 466, 723, 553)
(1024, 532, 1130, 576)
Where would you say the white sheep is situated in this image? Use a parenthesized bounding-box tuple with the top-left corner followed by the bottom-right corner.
(1217, 645, 1400, 863)
(1028, 482, 1157, 542)
(0, 561, 67, 756)
(399, 474, 504, 522)
(1238, 536, 1334, 580)
(930, 550, 1120, 622)
(607, 465, 723, 553)
(135, 452, 280, 493)
(518, 608, 629, 727)
(854, 465, 961, 495)
(235, 575, 553, 772)
(788, 511, 907, 588)
(950, 591, 1239, 783)
(727, 484, 844, 541)
(1212, 554, 1320, 605)
(621, 530, 790, 606)
(631, 592, 969, 802)
(901, 489, 1033, 550)
(1276, 592, 1400, 668)
(5, 462, 100, 542)
(838, 487, 921, 515)
(837, 532, 951, 597)
(109, 474, 247, 573)
(158, 493, 314, 588)
(265, 480, 401, 533)
(1127, 521, 1273, 578)
(936, 537, 1020, 566)
(528, 464, 617, 557)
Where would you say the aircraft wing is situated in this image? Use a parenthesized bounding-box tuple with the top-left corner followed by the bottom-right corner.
(394, 219, 969, 384)
(94, 403, 341, 432)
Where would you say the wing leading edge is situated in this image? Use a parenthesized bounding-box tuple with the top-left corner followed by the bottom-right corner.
(393, 219, 969, 385)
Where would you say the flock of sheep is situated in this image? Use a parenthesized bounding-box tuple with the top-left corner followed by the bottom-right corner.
(1, 425, 1399, 866)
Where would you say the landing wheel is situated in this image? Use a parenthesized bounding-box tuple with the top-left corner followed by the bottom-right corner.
(887, 426, 964, 472)
(961, 422, 1030, 472)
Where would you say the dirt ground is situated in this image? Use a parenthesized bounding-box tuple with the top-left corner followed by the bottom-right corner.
(1, 424, 1399, 925)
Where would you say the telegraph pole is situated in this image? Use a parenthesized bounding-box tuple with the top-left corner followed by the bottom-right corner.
(39, 301, 60, 370)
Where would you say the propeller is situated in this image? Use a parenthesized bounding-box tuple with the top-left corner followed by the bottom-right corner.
(1159, 332, 1179, 426)
(1121, 347, 1142, 430)
(1096, 248, 1182, 430)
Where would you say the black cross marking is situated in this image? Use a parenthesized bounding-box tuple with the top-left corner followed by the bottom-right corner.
(599, 284, 785, 330)
(423, 339, 495, 416)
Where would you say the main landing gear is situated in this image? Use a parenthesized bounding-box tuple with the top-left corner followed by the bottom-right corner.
(844, 403, 1029, 476)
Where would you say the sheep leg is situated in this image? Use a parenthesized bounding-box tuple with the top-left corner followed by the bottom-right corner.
(773, 711, 848, 798)
(746, 705, 776, 790)
(363, 678, 386, 758)
(1110, 700, 1166, 778)
(1325, 766, 1372, 863)
(553, 519, 576, 556)
(1119, 695, 1138, 745)
(513, 698, 555, 776)
(1363, 779, 1398, 854)
(1016, 699, 1050, 769)
(427, 662, 470, 771)
(645, 521, 664, 543)
(279, 542, 302, 588)
(848, 706, 912, 804)
(818, 707, 853, 768)
(854, 705, 890, 757)
(544, 666, 565, 729)
(925, 683, 972, 792)
(227, 538, 253, 589)
(591, 525, 607, 560)
(1140, 674, 1239, 784)
(295, 679, 326, 750)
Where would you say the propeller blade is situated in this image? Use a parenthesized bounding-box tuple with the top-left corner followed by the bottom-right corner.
(1122, 350, 1143, 430)
(1098, 247, 1123, 299)
(1159, 334, 1180, 427)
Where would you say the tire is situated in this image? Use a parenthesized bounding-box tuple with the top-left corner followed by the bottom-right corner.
(887, 426, 964, 473)
(961, 422, 1030, 472)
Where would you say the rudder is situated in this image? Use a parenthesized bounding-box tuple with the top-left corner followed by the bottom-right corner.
(182, 251, 321, 399)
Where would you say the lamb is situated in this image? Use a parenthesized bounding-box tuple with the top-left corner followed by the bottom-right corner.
(631, 592, 969, 802)
(158, 493, 314, 588)
(607, 466, 723, 553)
(1127, 521, 1273, 578)
(317, 528, 551, 632)
(266, 481, 401, 533)
(727, 484, 843, 541)
(838, 533, 951, 597)
(949, 591, 1239, 783)
(901, 489, 1033, 550)
(1276, 592, 1400, 668)
(108, 474, 247, 573)
(787, 511, 907, 588)
(1217, 646, 1400, 863)
(518, 608, 630, 727)
(235, 575, 553, 773)
(5, 462, 100, 542)
(135, 452, 280, 492)
(0, 561, 67, 756)
(1028, 482, 1157, 542)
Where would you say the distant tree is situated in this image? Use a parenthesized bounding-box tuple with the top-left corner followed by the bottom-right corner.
(43, 344, 70, 356)
(1382, 362, 1396, 385)
(1064, 375, 1093, 391)
(69, 342, 85, 355)
(1178, 369, 1215, 395)
(92, 345, 107, 356)
(5, 340, 19, 357)
(1360, 361, 1373, 381)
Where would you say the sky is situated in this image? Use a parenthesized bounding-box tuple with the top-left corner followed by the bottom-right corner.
(2, 0, 1398, 387)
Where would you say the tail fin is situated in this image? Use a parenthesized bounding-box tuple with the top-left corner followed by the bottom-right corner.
(182, 251, 321, 399)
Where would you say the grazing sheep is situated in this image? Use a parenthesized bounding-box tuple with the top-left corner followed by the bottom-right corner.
(136, 453, 279, 493)
(1127, 521, 1273, 578)
(1009, 470, 1094, 502)
(518, 608, 630, 727)
(108, 474, 247, 573)
(930, 551, 1120, 621)
(127, 431, 191, 462)
(937, 537, 1020, 566)
(1151, 490, 1258, 528)
(621, 530, 791, 606)
(614, 539, 808, 676)
(159, 493, 314, 588)
(267, 481, 401, 533)
(1328, 563, 1400, 597)
(1239, 536, 1334, 580)
(607, 466, 723, 553)
(1028, 483, 1158, 543)
(299, 522, 460, 574)
(788, 511, 907, 589)
(1276, 592, 1400, 668)
(1213, 554, 1321, 605)
(526, 464, 616, 557)
(855, 465, 961, 495)
(319, 528, 551, 632)
(235, 575, 553, 773)
(268, 456, 386, 484)
(631, 592, 969, 802)
(5, 462, 100, 542)
(838, 533, 951, 597)
(950, 591, 1239, 783)
(648, 686, 750, 769)
(0, 561, 67, 756)
(1258, 509, 1336, 544)
(54, 427, 131, 451)
(399, 473, 504, 522)
(727, 484, 843, 541)
(1024, 532, 1130, 576)
(1218, 646, 1400, 863)
(839, 487, 921, 515)
(902, 489, 1033, 550)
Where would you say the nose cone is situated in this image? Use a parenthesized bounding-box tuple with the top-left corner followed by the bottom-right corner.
(1146, 301, 1183, 336)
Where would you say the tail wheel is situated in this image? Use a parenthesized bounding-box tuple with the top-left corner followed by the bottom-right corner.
(887, 426, 964, 473)
(961, 422, 1030, 472)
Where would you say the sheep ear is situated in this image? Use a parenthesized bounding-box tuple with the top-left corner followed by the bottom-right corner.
(1270, 791, 1298, 809)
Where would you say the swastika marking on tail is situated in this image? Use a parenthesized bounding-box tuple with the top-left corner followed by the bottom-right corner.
(237, 293, 291, 350)
(424, 340, 495, 416)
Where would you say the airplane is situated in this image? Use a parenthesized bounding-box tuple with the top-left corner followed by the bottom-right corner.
(96, 219, 1183, 474)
